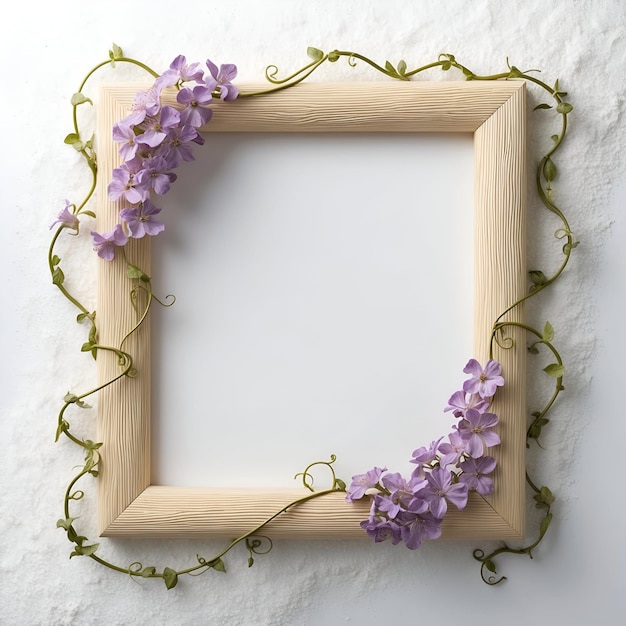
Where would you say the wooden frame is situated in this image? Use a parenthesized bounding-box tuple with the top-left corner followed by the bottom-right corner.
(96, 81, 526, 539)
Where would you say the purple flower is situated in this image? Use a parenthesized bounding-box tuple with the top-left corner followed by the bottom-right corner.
(158, 124, 202, 169)
(462, 359, 504, 399)
(112, 122, 140, 162)
(206, 59, 239, 101)
(90, 224, 128, 261)
(458, 408, 500, 457)
(156, 55, 205, 88)
(378, 473, 428, 518)
(346, 466, 386, 502)
(444, 390, 490, 417)
(137, 106, 181, 149)
(123, 85, 163, 126)
(108, 163, 147, 204)
(410, 437, 443, 477)
(396, 510, 442, 550)
(177, 85, 214, 127)
(459, 456, 497, 495)
(119, 200, 165, 238)
(437, 431, 468, 468)
(424, 467, 468, 517)
(135, 156, 177, 196)
(360, 508, 401, 545)
(50, 200, 79, 231)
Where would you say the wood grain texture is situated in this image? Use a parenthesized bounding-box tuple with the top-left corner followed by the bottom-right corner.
(97, 81, 526, 539)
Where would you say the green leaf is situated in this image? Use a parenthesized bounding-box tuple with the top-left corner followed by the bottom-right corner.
(529, 417, 549, 440)
(248, 556, 254, 568)
(64, 133, 80, 145)
(385, 60, 396, 75)
(556, 102, 573, 115)
(64, 392, 78, 404)
(397, 60, 407, 75)
(543, 157, 557, 182)
(56, 517, 78, 531)
(71, 92, 92, 106)
(210, 558, 226, 573)
(307, 47, 324, 61)
(110, 43, 123, 59)
(127, 264, 150, 282)
(441, 61, 452, 71)
(82, 210, 96, 218)
(484, 559, 496, 573)
(141, 566, 156, 578)
(529, 270, 547, 286)
(81, 341, 95, 353)
(539, 486, 555, 504)
(51, 254, 61, 266)
(542, 321, 554, 343)
(70, 543, 99, 557)
(80, 543, 99, 556)
(335, 478, 347, 491)
(533, 103, 552, 111)
(539, 512, 553, 536)
(52, 267, 65, 286)
(543, 363, 565, 378)
(55, 419, 69, 442)
(64, 133, 85, 152)
(163, 567, 178, 589)
(528, 345, 539, 355)
(327, 50, 340, 62)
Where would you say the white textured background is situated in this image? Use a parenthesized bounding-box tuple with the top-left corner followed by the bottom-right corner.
(1, 1, 625, 624)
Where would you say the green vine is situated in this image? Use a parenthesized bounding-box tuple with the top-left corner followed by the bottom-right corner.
(51, 45, 574, 588)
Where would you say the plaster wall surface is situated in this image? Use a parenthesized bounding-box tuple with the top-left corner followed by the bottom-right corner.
(1, 1, 625, 624)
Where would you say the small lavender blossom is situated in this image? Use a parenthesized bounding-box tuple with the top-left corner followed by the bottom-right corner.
(458, 408, 500, 457)
(360, 510, 401, 545)
(112, 122, 140, 161)
(459, 456, 497, 495)
(378, 473, 428, 518)
(177, 85, 214, 127)
(119, 200, 165, 238)
(396, 510, 442, 550)
(424, 467, 469, 517)
(135, 156, 177, 196)
(158, 124, 202, 168)
(91, 225, 128, 261)
(108, 164, 146, 204)
(410, 437, 443, 477)
(123, 85, 163, 126)
(444, 390, 489, 417)
(50, 200, 79, 231)
(346, 466, 387, 502)
(437, 431, 468, 468)
(137, 106, 182, 149)
(206, 59, 239, 101)
(156, 55, 205, 88)
(463, 359, 504, 399)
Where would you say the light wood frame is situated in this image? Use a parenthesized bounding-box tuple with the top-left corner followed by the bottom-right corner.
(96, 81, 526, 539)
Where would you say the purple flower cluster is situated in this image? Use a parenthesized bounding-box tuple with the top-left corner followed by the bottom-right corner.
(90, 55, 238, 260)
(347, 358, 504, 550)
